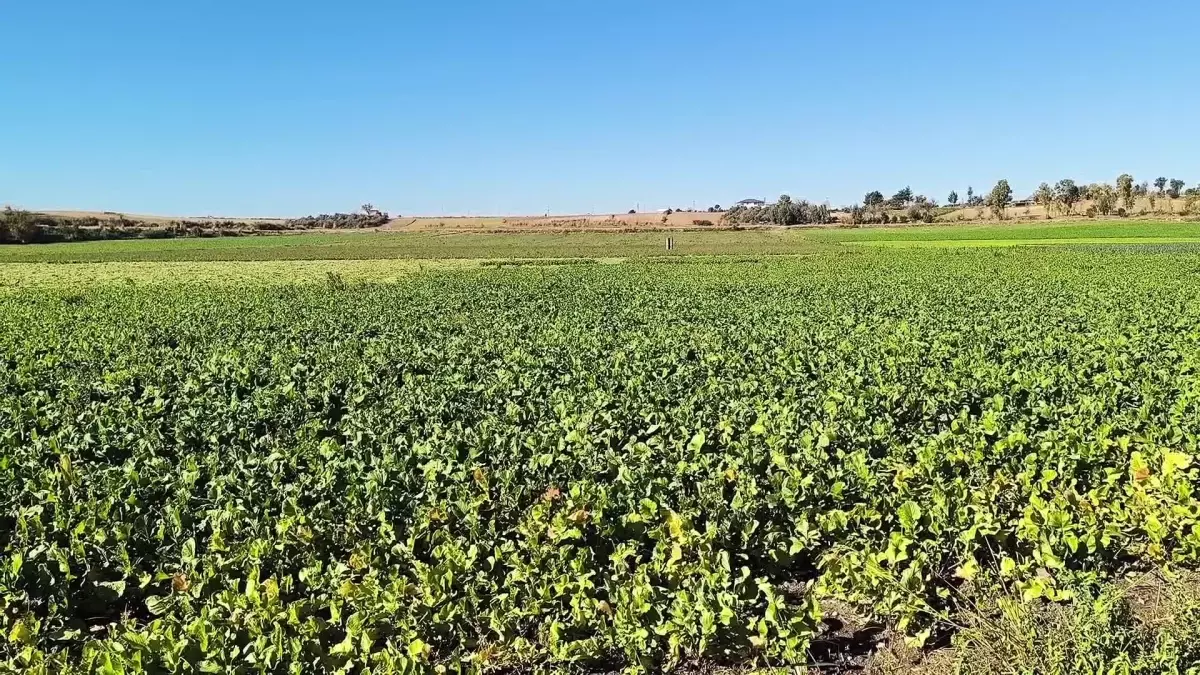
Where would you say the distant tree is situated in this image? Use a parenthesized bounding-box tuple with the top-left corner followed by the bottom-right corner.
(665, 208, 674, 215)
(1169, 179, 1186, 199)
(1135, 181, 1149, 197)
(890, 186, 914, 207)
(628, 209, 637, 214)
(361, 203, 381, 217)
(1094, 184, 1118, 215)
(810, 203, 831, 225)
(1155, 177, 1168, 195)
(1, 207, 42, 243)
(965, 186, 984, 207)
(1054, 179, 1081, 215)
(772, 195, 798, 226)
(948, 190, 959, 206)
(1149, 193, 1158, 212)
(987, 180, 1013, 219)
(908, 195, 937, 223)
(1116, 174, 1135, 211)
(863, 191, 885, 207)
(1035, 183, 1055, 216)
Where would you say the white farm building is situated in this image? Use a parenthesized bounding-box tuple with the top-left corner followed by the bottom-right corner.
(734, 198, 767, 208)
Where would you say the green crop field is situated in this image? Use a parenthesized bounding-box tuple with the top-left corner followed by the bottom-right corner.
(1, 220, 1198, 264)
(807, 219, 1200, 244)
(5, 242, 1200, 672)
(0, 231, 833, 263)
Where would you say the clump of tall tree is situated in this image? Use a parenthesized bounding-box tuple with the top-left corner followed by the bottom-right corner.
(1035, 183, 1055, 216)
(888, 187, 914, 209)
(722, 195, 831, 226)
(1054, 180, 1082, 215)
(1116, 174, 1135, 212)
(0, 207, 42, 243)
(849, 203, 891, 225)
(284, 208, 390, 229)
(987, 180, 1013, 219)
(907, 195, 938, 223)
(1093, 184, 1118, 215)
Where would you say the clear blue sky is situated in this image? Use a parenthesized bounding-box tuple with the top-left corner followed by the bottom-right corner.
(3, 1, 1198, 217)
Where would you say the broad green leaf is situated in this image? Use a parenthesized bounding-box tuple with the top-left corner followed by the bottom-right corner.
(7, 621, 32, 646)
(898, 501, 922, 532)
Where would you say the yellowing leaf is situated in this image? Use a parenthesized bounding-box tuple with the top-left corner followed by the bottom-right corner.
(668, 543, 683, 567)
(666, 511, 685, 540)
(1163, 451, 1192, 476)
(1131, 451, 1151, 482)
(955, 558, 979, 581)
(7, 620, 32, 646)
(408, 638, 431, 659)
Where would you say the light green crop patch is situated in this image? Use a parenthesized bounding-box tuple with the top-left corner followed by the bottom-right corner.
(844, 236, 1200, 248)
(0, 259, 475, 288)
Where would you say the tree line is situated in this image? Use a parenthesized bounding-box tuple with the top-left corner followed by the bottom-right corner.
(854, 175, 1199, 222)
(0, 206, 391, 244)
(1030, 176, 1198, 217)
